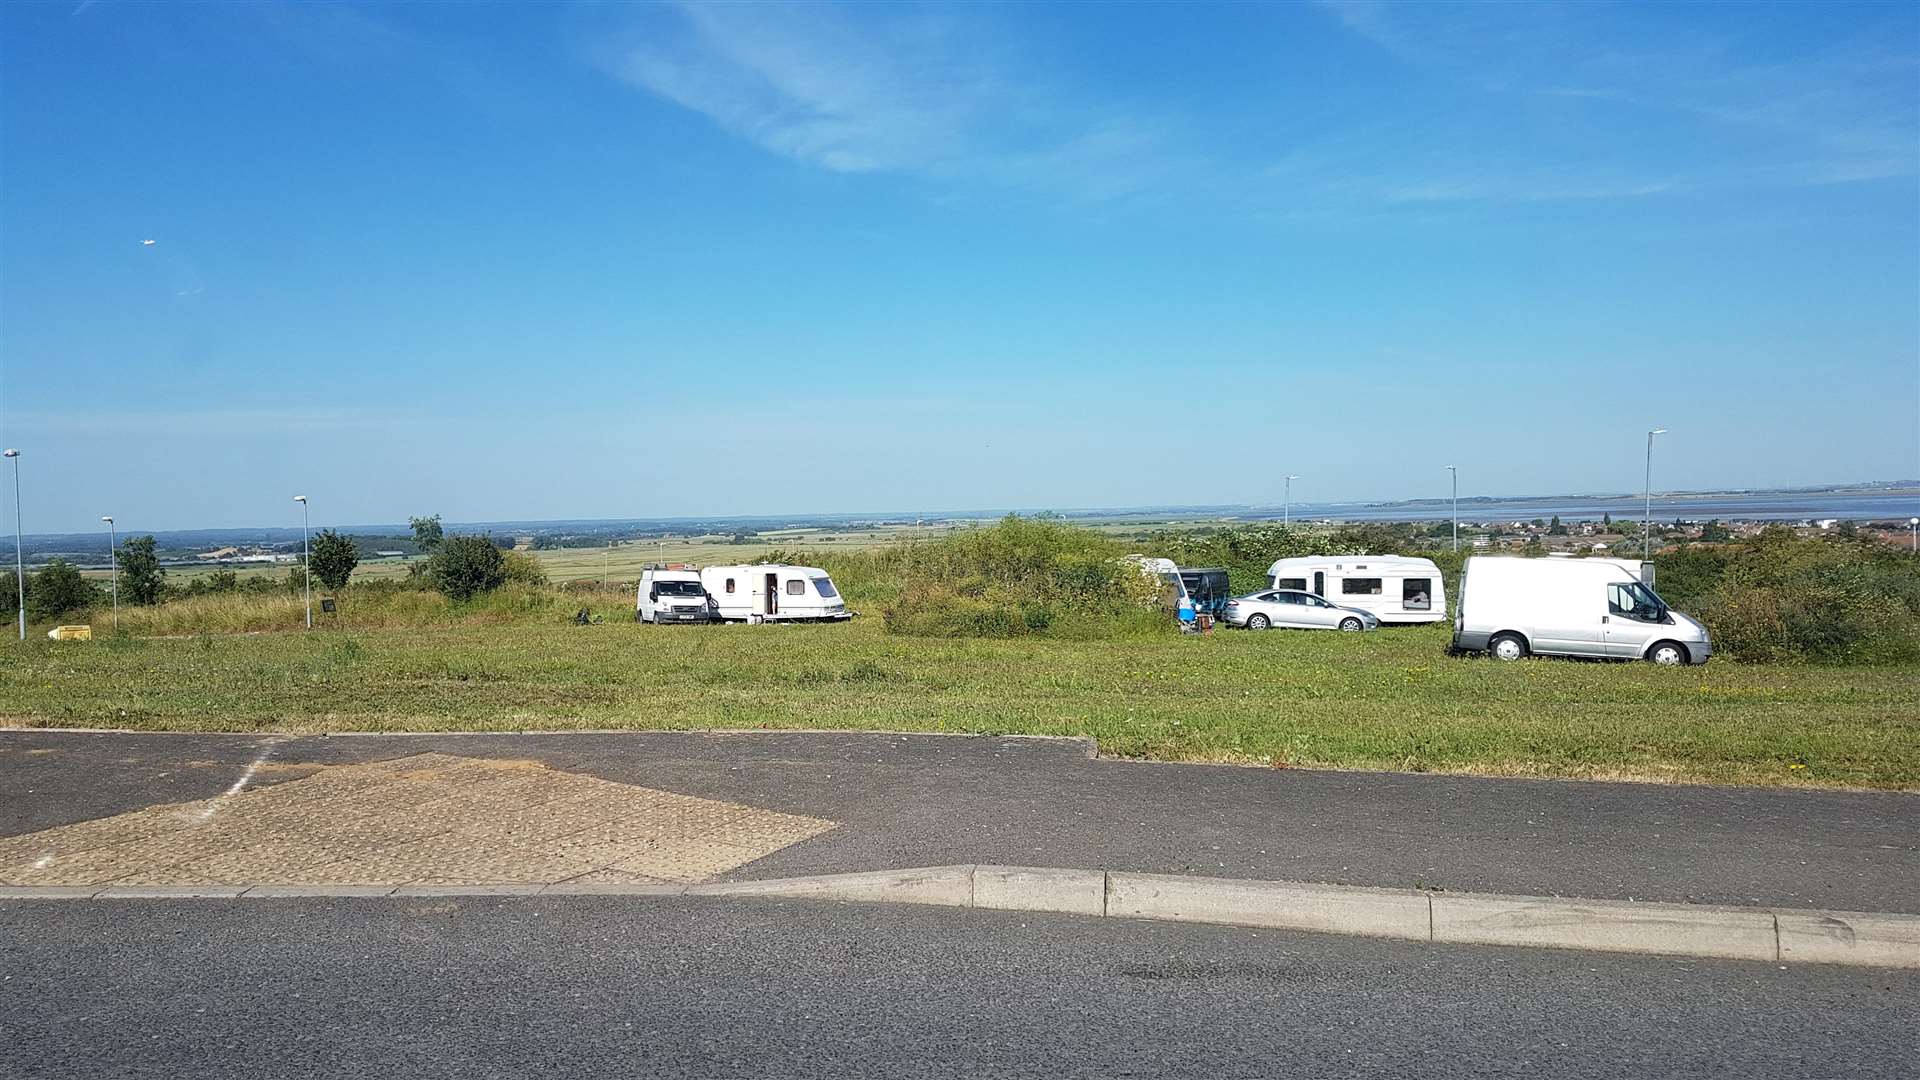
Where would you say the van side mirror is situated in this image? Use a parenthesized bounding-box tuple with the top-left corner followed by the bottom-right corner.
(648, 590, 657, 601)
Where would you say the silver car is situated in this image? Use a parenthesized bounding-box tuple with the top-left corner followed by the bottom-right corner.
(1224, 590, 1381, 632)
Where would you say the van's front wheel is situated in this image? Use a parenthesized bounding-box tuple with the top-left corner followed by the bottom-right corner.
(1648, 641, 1689, 666)
(1489, 632, 1528, 661)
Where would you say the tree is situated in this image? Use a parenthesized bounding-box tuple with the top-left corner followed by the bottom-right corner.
(119, 536, 165, 605)
(428, 535, 507, 600)
(1602, 512, 1613, 528)
(410, 514, 444, 553)
(1548, 515, 1568, 536)
(28, 560, 102, 621)
(307, 529, 359, 590)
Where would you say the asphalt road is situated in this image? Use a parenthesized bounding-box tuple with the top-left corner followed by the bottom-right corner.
(3, 730, 1915, 911)
(3, 895, 1912, 1079)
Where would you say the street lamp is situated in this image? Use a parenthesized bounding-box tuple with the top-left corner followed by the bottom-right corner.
(5, 449, 20, 641)
(294, 495, 311, 629)
(1910, 517, 1918, 554)
(1284, 475, 1301, 529)
(1446, 465, 1459, 554)
(1642, 428, 1666, 561)
(102, 516, 117, 631)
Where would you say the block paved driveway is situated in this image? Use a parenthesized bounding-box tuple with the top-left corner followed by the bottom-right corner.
(1, 730, 1914, 910)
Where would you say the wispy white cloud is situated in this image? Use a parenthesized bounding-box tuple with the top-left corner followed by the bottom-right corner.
(1312, 0, 1919, 202)
(588, 2, 1184, 201)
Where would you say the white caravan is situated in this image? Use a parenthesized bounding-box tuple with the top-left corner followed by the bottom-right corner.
(700, 564, 850, 623)
(1452, 556, 1711, 665)
(636, 565, 716, 624)
(1266, 555, 1446, 624)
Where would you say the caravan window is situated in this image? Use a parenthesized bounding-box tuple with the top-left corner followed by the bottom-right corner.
(812, 577, 838, 598)
(1402, 578, 1432, 610)
(1341, 578, 1384, 595)
(725, 578, 736, 593)
(1275, 577, 1307, 591)
(785, 578, 806, 596)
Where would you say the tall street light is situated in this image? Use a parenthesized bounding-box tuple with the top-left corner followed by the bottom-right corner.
(1446, 465, 1459, 554)
(5, 449, 20, 641)
(1284, 475, 1301, 529)
(1642, 428, 1666, 561)
(102, 516, 117, 632)
(1910, 517, 1918, 554)
(294, 495, 311, 629)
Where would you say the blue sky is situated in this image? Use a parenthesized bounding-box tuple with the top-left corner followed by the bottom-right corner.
(2, 0, 1915, 533)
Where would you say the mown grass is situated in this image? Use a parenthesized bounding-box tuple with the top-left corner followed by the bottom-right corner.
(2, 616, 1913, 790)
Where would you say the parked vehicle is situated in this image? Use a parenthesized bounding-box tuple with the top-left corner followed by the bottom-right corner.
(636, 565, 716, 624)
(1224, 589, 1380, 632)
(1125, 556, 1232, 619)
(1266, 555, 1446, 624)
(1451, 556, 1710, 665)
(700, 564, 851, 622)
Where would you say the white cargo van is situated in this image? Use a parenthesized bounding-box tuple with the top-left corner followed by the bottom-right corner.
(635, 565, 716, 624)
(1452, 556, 1711, 665)
(1267, 555, 1446, 624)
(700, 564, 850, 623)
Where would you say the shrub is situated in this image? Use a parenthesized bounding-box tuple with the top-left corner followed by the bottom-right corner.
(501, 549, 549, 587)
(878, 516, 1166, 639)
(27, 559, 100, 621)
(429, 535, 508, 600)
(1676, 529, 1920, 663)
(309, 529, 360, 591)
(119, 536, 165, 605)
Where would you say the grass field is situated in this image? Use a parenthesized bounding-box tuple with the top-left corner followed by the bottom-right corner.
(2, 615, 1913, 791)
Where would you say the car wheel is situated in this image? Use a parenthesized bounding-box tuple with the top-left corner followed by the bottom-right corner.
(1339, 617, 1364, 632)
(1247, 613, 1270, 630)
(1490, 632, 1528, 661)
(1648, 641, 1688, 666)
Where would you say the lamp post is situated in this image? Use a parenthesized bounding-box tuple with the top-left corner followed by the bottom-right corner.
(294, 495, 311, 629)
(102, 516, 117, 631)
(1284, 475, 1300, 529)
(1642, 428, 1666, 561)
(1910, 517, 1918, 554)
(1446, 465, 1459, 554)
(5, 449, 20, 641)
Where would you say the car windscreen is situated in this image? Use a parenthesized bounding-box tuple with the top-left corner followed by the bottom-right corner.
(811, 577, 838, 598)
(655, 581, 704, 596)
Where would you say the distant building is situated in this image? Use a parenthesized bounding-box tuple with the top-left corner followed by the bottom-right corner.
(373, 550, 406, 558)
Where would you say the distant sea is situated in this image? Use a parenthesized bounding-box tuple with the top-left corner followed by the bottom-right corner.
(1282, 489, 1920, 524)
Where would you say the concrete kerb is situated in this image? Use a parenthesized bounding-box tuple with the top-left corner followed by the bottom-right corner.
(2, 867, 1913, 969)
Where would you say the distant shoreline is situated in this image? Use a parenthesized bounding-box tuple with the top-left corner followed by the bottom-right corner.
(8, 481, 1918, 549)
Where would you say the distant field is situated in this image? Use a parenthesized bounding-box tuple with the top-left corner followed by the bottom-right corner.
(98, 522, 988, 586)
(2, 616, 1912, 791)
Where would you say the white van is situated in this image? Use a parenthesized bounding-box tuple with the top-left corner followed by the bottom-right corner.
(636, 565, 716, 624)
(700, 564, 850, 623)
(1267, 555, 1446, 624)
(1452, 556, 1711, 665)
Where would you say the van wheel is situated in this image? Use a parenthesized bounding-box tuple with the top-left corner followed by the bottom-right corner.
(1247, 613, 1270, 630)
(1648, 641, 1688, 666)
(1490, 632, 1528, 661)
(1339, 618, 1364, 632)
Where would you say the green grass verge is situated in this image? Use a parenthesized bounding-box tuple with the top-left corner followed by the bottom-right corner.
(2, 618, 1913, 790)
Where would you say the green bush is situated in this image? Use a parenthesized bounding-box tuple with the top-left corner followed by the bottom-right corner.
(27, 559, 101, 621)
(428, 535, 508, 601)
(309, 529, 360, 591)
(1671, 529, 1920, 663)
(876, 516, 1165, 639)
(118, 536, 165, 605)
(501, 549, 549, 587)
